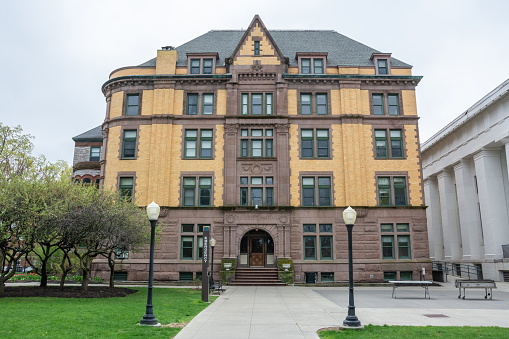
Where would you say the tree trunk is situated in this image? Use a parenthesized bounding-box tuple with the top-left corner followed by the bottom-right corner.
(59, 251, 71, 289)
(108, 253, 115, 288)
(0, 280, 4, 295)
(40, 260, 48, 287)
(81, 268, 90, 294)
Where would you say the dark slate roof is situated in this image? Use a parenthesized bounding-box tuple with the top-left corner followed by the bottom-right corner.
(138, 30, 411, 68)
(72, 126, 102, 142)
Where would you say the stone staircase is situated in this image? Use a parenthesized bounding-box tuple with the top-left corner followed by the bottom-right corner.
(229, 267, 286, 286)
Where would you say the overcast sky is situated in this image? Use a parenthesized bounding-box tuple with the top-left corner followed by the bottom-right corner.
(1, 0, 508, 164)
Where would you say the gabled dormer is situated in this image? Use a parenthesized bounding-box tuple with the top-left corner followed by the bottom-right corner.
(229, 15, 286, 68)
(371, 53, 392, 75)
(295, 52, 328, 74)
(186, 52, 219, 75)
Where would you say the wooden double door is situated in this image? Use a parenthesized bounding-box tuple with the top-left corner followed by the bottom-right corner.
(240, 229, 274, 267)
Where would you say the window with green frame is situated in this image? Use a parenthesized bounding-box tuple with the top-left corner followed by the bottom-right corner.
(179, 272, 193, 281)
(301, 130, 314, 158)
(302, 176, 331, 207)
(125, 94, 140, 116)
(198, 177, 212, 206)
(400, 271, 413, 280)
(254, 41, 260, 55)
(202, 94, 214, 115)
(377, 59, 388, 75)
(300, 94, 312, 115)
(384, 272, 396, 281)
(314, 59, 324, 74)
(190, 59, 200, 74)
(303, 224, 333, 260)
(239, 176, 274, 206)
(122, 130, 137, 159)
(182, 177, 212, 206)
(302, 177, 315, 206)
(203, 59, 213, 74)
(381, 223, 411, 259)
(321, 272, 334, 282)
(388, 94, 399, 115)
(375, 130, 388, 158)
(301, 129, 329, 158)
(372, 94, 384, 115)
(301, 58, 311, 74)
(183, 178, 196, 206)
(303, 236, 316, 259)
(378, 176, 407, 206)
(240, 93, 273, 115)
(180, 224, 205, 260)
(187, 94, 199, 115)
(378, 177, 391, 206)
(390, 130, 403, 158)
(89, 147, 101, 161)
(393, 177, 407, 206)
(200, 130, 213, 158)
(316, 93, 327, 115)
(240, 128, 273, 157)
(119, 177, 134, 199)
(184, 129, 213, 159)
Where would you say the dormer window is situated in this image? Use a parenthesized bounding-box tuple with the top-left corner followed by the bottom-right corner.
(371, 53, 392, 75)
(187, 53, 218, 75)
(296, 53, 327, 75)
(377, 59, 388, 74)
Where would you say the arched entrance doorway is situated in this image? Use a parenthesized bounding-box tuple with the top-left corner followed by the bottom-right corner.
(240, 229, 274, 267)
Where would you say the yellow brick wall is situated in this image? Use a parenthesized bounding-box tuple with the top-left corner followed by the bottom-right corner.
(359, 68, 375, 75)
(216, 67, 226, 74)
(391, 68, 412, 76)
(288, 123, 422, 207)
(110, 67, 156, 79)
(141, 90, 154, 115)
(326, 68, 339, 75)
(402, 90, 418, 116)
(176, 67, 187, 75)
(338, 67, 359, 75)
(156, 49, 177, 75)
(287, 67, 298, 74)
(287, 89, 297, 115)
(330, 89, 341, 115)
(217, 89, 227, 115)
(109, 91, 124, 118)
(104, 124, 225, 207)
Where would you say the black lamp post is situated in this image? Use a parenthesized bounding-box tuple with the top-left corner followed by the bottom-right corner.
(209, 238, 216, 290)
(342, 206, 361, 327)
(140, 201, 160, 326)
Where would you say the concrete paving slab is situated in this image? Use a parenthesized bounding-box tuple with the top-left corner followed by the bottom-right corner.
(175, 281, 509, 339)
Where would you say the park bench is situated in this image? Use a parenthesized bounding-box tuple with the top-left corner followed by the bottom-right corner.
(389, 280, 433, 299)
(455, 279, 496, 299)
(209, 281, 225, 295)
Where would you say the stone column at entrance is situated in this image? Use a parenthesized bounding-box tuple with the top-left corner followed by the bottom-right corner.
(453, 159, 483, 261)
(424, 178, 444, 260)
(474, 148, 509, 260)
(437, 169, 462, 261)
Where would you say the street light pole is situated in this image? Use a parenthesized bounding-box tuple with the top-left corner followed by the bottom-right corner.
(140, 202, 160, 326)
(209, 238, 216, 290)
(342, 206, 361, 327)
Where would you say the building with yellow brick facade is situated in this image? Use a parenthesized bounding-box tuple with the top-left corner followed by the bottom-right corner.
(73, 16, 429, 284)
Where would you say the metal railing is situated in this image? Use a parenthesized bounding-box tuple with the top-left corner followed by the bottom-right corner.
(432, 261, 482, 280)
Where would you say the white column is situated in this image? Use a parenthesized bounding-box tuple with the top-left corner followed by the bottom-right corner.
(453, 159, 483, 260)
(474, 148, 509, 260)
(437, 169, 462, 261)
(424, 176, 444, 260)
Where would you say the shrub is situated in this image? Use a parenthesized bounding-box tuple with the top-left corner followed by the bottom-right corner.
(92, 276, 102, 282)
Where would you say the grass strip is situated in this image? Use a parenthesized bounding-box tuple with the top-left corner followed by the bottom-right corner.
(0, 287, 215, 338)
(319, 324, 509, 338)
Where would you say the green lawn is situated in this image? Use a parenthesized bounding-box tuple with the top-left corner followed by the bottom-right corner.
(319, 325, 509, 338)
(0, 287, 215, 338)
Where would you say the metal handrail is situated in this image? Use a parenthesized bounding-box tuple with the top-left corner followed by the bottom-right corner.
(432, 261, 482, 280)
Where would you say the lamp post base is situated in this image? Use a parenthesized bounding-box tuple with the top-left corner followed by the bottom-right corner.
(140, 313, 160, 326)
(343, 315, 361, 327)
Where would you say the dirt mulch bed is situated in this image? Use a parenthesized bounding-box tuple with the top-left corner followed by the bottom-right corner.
(1, 286, 138, 298)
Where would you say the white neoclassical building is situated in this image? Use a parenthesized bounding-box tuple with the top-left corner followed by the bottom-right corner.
(422, 78, 509, 282)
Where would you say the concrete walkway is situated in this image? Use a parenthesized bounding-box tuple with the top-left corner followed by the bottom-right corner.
(175, 280, 509, 339)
